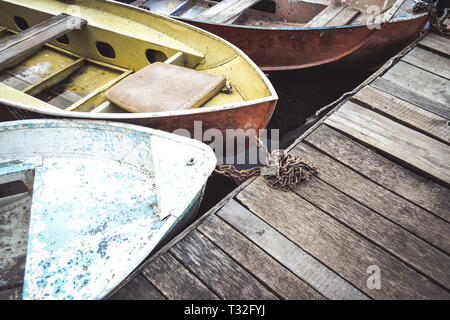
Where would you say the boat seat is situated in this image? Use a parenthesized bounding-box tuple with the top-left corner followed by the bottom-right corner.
(105, 62, 226, 113)
(0, 14, 86, 70)
(195, 0, 263, 24)
(304, 1, 360, 27)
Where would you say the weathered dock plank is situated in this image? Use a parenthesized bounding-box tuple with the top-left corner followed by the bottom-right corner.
(142, 253, 219, 300)
(109, 274, 166, 300)
(382, 61, 449, 106)
(198, 213, 325, 300)
(352, 86, 449, 142)
(324, 102, 450, 184)
(418, 32, 450, 57)
(370, 77, 450, 120)
(304, 125, 450, 221)
(237, 179, 450, 299)
(292, 143, 450, 253)
(170, 230, 278, 300)
(293, 175, 450, 289)
(216, 199, 368, 300)
(402, 47, 450, 79)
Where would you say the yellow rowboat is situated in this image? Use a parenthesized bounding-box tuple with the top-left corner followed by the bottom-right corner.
(0, 0, 277, 138)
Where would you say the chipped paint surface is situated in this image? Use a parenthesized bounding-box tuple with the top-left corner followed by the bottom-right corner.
(0, 119, 216, 300)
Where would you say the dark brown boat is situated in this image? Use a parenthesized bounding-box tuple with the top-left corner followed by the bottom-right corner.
(131, 0, 429, 71)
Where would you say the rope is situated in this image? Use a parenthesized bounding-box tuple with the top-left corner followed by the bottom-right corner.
(215, 138, 318, 191)
(413, 1, 449, 36)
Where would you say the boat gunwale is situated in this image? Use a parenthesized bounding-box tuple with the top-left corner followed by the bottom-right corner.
(172, 10, 428, 31)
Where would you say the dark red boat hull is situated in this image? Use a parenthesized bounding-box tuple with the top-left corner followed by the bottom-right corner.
(182, 15, 428, 71)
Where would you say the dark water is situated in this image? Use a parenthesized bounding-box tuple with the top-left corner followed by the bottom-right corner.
(197, 64, 374, 216)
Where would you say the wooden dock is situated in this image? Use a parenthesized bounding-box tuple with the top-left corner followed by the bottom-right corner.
(109, 31, 450, 300)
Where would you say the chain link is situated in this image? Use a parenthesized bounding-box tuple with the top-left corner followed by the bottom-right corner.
(215, 139, 318, 191)
(413, 1, 449, 36)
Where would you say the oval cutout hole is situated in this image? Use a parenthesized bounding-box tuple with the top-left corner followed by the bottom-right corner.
(56, 34, 70, 45)
(146, 49, 167, 63)
(96, 41, 116, 59)
(14, 16, 29, 31)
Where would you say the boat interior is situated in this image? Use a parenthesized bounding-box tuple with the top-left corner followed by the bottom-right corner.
(0, 0, 274, 116)
(132, 0, 423, 28)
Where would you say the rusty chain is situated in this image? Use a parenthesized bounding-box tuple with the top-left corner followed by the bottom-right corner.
(413, 1, 449, 36)
(215, 139, 318, 191)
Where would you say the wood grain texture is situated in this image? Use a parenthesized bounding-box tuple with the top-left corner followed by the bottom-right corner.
(237, 178, 450, 299)
(305, 125, 450, 222)
(292, 143, 450, 253)
(370, 78, 450, 120)
(402, 47, 450, 79)
(198, 213, 324, 300)
(142, 253, 219, 300)
(324, 101, 450, 184)
(217, 199, 369, 300)
(109, 274, 166, 300)
(293, 176, 450, 289)
(196, 0, 262, 24)
(305, 2, 346, 27)
(418, 32, 450, 57)
(170, 230, 278, 300)
(382, 61, 449, 107)
(352, 86, 449, 142)
(326, 5, 360, 26)
(0, 14, 86, 70)
(0, 286, 21, 300)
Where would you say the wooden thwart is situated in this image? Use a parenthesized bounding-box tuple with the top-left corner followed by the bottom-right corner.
(325, 101, 450, 184)
(0, 14, 86, 70)
(196, 0, 262, 24)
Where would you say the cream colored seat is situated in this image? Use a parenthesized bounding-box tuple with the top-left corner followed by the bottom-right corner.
(106, 62, 226, 113)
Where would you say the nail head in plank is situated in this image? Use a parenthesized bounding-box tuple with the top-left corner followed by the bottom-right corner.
(108, 274, 166, 300)
(305, 125, 450, 222)
(292, 143, 450, 253)
(142, 253, 219, 300)
(170, 230, 277, 300)
(198, 213, 325, 300)
(324, 101, 450, 184)
(352, 86, 450, 143)
(216, 199, 368, 300)
(237, 179, 450, 299)
(370, 77, 450, 120)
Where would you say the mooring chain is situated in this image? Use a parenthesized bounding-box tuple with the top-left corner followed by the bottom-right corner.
(215, 139, 318, 191)
(413, 1, 449, 36)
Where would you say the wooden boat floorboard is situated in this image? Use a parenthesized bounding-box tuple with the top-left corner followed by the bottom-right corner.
(107, 31, 450, 301)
